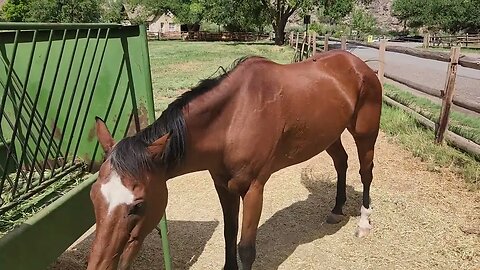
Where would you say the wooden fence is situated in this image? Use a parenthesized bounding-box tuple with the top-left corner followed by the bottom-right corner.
(147, 31, 270, 42)
(288, 32, 480, 158)
(424, 33, 480, 48)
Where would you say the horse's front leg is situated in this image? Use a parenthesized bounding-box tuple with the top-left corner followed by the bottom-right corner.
(238, 180, 265, 270)
(213, 180, 240, 270)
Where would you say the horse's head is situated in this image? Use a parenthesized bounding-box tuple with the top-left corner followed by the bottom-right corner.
(87, 118, 169, 270)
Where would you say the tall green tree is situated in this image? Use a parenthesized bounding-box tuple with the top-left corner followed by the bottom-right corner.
(392, 0, 480, 33)
(28, 0, 101, 23)
(322, 0, 353, 23)
(204, 0, 269, 32)
(1, 0, 29, 22)
(350, 7, 376, 34)
(259, 0, 315, 45)
(102, 0, 127, 23)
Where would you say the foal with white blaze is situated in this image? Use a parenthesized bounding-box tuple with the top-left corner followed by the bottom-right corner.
(88, 51, 382, 270)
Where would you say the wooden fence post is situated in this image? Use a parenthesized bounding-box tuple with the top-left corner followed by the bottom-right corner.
(312, 34, 317, 55)
(300, 32, 307, 61)
(378, 39, 387, 85)
(341, 36, 347, 50)
(423, 33, 430, 48)
(324, 34, 329, 52)
(289, 32, 294, 47)
(435, 47, 461, 144)
(295, 32, 300, 50)
(307, 34, 311, 58)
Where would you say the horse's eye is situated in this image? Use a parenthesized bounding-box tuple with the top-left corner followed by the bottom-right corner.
(128, 202, 145, 216)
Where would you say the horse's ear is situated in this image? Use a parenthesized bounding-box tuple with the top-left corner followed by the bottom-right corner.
(95, 116, 115, 153)
(147, 133, 170, 159)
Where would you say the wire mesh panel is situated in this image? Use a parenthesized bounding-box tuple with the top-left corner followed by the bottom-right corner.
(0, 23, 155, 219)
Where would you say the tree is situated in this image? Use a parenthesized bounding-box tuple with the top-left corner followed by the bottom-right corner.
(204, 0, 269, 32)
(259, 0, 312, 45)
(259, 0, 358, 45)
(127, 0, 206, 30)
(101, 0, 127, 23)
(462, 0, 480, 33)
(28, 0, 101, 23)
(322, 0, 353, 24)
(350, 7, 376, 34)
(1, 0, 29, 22)
(127, 0, 357, 44)
(392, 0, 480, 33)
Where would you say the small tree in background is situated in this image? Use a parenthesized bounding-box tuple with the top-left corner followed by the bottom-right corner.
(322, 0, 354, 24)
(392, 0, 480, 33)
(350, 7, 376, 35)
(27, 0, 101, 23)
(204, 0, 269, 32)
(101, 0, 127, 23)
(1, 0, 29, 22)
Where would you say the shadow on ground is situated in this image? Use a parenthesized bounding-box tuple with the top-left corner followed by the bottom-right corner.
(49, 220, 219, 270)
(254, 167, 362, 269)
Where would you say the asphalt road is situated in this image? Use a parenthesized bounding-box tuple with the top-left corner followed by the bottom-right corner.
(344, 43, 480, 106)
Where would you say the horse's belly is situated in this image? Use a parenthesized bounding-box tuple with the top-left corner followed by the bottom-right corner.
(272, 117, 346, 171)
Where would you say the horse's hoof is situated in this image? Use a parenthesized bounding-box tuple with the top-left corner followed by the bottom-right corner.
(355, 227, 371, 238)
(326, 213, 345, 224)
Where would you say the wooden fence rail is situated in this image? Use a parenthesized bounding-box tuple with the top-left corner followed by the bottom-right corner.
(328, 37, 480, 70)
(287, 31, 480, 158)
(424, 33, 480, 48)
(384, 73, 480, 113)
(147, 31, 270, 42)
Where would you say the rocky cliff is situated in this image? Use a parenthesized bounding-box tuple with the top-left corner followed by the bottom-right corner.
(364, 0, 402, 31)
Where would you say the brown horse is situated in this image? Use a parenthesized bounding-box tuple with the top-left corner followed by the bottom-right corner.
(87, 50, 382, 270)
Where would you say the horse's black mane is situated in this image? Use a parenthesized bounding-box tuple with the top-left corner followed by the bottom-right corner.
(109, 56, 254, 177)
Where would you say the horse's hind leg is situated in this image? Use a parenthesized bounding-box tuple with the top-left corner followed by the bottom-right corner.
(349, 95, 381, 238)
(352, 134, 376, 238)
(325, 138, 348, 224)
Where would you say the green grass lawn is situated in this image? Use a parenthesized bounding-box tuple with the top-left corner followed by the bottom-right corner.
(384, 84, 480, 145)
(148, 40, 294, 112)
(381, 102, 479, 189)
(416, 46, 480, 56)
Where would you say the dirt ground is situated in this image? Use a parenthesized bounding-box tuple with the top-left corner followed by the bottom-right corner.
(50, 131, 480, 270)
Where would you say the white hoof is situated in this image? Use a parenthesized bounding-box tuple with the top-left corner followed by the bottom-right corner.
(356, 205, 372, 238)
(355, 226, 371, 238)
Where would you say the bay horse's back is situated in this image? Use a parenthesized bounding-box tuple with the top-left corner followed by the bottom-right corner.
(253, 50, 382, 172)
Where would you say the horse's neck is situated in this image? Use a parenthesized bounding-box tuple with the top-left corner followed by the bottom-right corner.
(166, 83, 233, 179)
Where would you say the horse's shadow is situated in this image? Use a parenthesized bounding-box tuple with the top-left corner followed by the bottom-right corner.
(49, 220, 219, 270)
(255, 167, 362, 269)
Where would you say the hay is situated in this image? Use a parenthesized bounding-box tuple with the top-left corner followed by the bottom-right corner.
(0, 169, 90, 237)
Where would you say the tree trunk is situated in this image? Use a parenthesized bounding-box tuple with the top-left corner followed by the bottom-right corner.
(274, 17, 288, 45)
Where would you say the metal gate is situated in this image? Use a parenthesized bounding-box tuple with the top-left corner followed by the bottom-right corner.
(0, 23, 171, 270)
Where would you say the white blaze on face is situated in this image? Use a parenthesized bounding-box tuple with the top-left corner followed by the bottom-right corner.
(100, 170, 134, 214)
